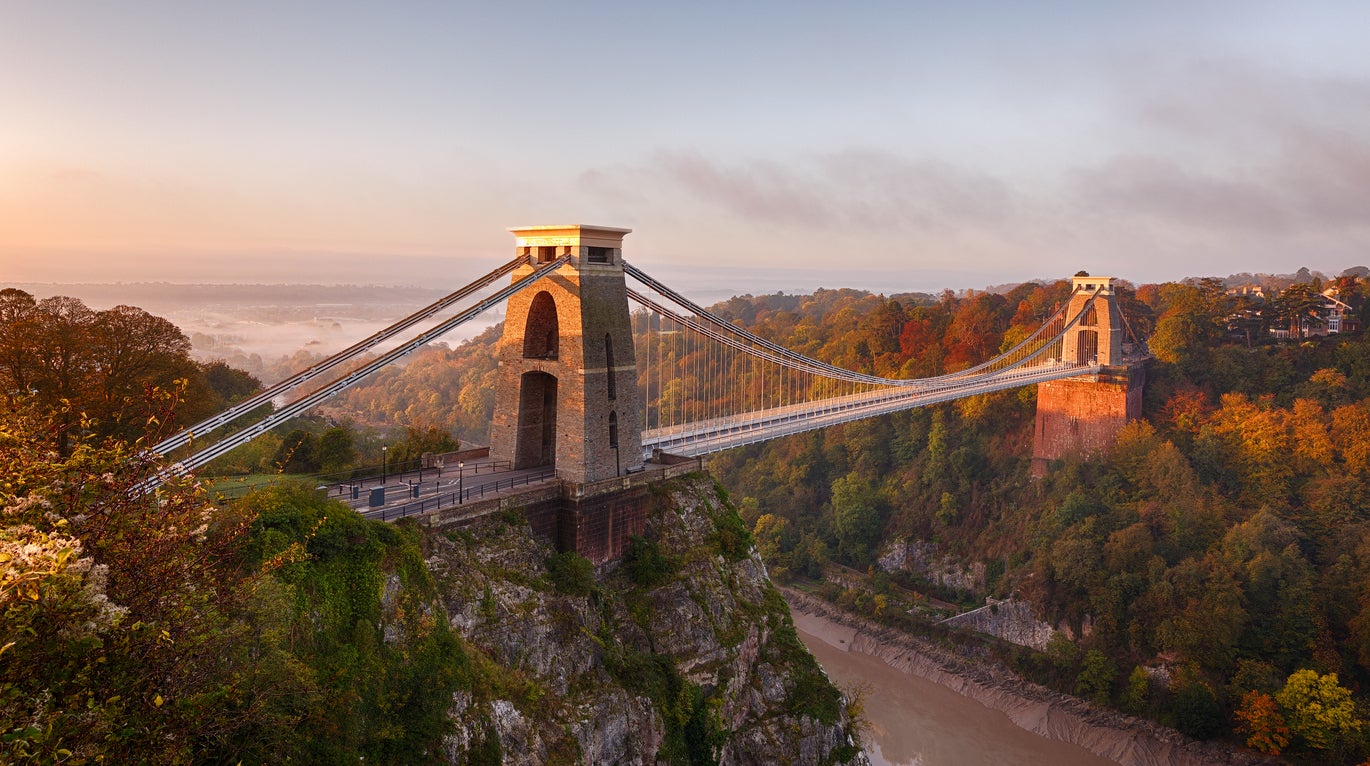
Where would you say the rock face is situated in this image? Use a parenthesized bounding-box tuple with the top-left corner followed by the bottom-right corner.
(424, 474, 868, 765)
(877, 538, 985, 593)
(939, 599, 1057, 651)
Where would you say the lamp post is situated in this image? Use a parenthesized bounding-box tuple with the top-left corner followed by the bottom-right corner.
(458, 461, 465, 504)
(381, 445, 388, 486)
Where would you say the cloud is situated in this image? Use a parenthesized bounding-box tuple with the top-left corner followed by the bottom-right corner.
(651, 151, 834, 226)
(1073, 60, 1370, 235)
(1073, 155, 1291, 231)
(583, 149, 1015, 233)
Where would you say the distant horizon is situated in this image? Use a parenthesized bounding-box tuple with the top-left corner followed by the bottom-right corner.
(10, 258, 1365, 302)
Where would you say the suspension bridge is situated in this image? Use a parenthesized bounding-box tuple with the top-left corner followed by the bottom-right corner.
(143, 225, 1146, 558)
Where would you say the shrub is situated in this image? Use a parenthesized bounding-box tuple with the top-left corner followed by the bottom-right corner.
(545, 550, 596, 597)
(714, 509, 754, 561)
(624, 536, 676, 587)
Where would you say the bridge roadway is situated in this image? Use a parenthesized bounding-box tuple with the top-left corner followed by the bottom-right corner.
(643, 360, 1099, 458)
(321, 458, 558, 522)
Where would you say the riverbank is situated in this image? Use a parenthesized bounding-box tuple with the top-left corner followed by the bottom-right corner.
(783, 589, 1278, 766)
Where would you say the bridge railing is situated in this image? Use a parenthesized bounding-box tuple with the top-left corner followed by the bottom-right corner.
(374, 466, 558, 522)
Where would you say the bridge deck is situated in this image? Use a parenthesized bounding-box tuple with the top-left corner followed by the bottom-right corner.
(643, 361, 1099, 457)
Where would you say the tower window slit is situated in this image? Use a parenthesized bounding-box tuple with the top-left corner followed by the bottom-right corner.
(605, 333, 616, 400)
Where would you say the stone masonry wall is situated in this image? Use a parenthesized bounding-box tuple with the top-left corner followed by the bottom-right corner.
(1032, 364, 1145, 474)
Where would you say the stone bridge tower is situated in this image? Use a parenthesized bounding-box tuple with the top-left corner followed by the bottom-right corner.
(489, 225, 645, 484)
(1032, 275, 1146, 476)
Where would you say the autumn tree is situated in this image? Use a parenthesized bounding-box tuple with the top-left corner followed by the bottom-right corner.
(1235, 690, 1291, 755)
(0, 291, 236, 451)
(1276, 669, 1361, 752)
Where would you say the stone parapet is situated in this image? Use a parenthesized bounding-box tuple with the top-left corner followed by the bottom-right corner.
(417, 455, 704, 564)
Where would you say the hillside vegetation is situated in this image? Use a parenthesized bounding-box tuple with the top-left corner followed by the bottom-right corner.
(328, 272, 1370, 761)
(0, 292, 864, 764)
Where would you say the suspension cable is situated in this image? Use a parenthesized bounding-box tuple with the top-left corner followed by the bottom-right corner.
(138, 256, 570, 494)
(152, 254, 527, 455)
(625, 261, 1086, 388)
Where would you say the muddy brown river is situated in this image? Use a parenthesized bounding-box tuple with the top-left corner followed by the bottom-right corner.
(796, 611, 1116, 766)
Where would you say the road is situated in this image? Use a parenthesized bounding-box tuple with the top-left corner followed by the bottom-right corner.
(322, 460, 556, 522)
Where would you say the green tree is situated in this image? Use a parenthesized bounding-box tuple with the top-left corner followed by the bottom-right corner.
(1273, 282, 1325, 339)
(202, 360, 261, 404)
(831, 474, 884, 566)
(1074, 649, 1117, 706)
(790, 533, 830, 580)
(1171, 677, 1223, 740)
(317, 426, 358, 472)
(1119, 666, 1151, 715)
(545, 551, 596, 596)
(273, 429, 320, 474)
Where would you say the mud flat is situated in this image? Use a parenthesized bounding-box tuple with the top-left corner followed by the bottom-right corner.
(785, 589, 1275, 766)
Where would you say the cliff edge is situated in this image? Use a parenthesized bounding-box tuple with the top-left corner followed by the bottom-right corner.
(423, 473, 868, 765)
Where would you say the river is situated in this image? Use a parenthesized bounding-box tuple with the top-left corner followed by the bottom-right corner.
(795, 610, 1116, 766)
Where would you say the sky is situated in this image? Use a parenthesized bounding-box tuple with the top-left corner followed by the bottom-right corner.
(3, 1, 1369, 296)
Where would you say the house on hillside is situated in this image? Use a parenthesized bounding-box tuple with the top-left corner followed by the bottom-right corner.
(1321, 290, 1358, 334)
(1269, 289, 1359, 339)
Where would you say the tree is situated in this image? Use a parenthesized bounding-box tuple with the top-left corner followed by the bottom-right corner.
(831, 474, 884, 566)
(1275, 669, 1361, 751)
(387, 425, 460, 465)
(273, 429, 319, 474)
(0, 293, 223, 451)
(1234, 690, 1291, 755)
(1273, 283, 1325, 339)
(0, 398, 261, 763)
(1171, 677, 1223, 740)
(1120, 666, 1151, 715)
(202, 360, 263, 406)
(88, 305, 197, 433)
(0, 289, 38, 398)
(943, 293, 1008, 370)
(752, 513, 791, 563)
(1075, 649, 1117, 706)
(317, 426, 358, 472)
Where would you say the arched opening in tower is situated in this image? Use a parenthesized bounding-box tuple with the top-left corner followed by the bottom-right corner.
(523, 291, 559, 359)
(515, 371, 558, 469)
(1075, 329, 1099, 365)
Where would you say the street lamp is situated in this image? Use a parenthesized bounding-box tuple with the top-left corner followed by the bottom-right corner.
(381, 445, 388, 485)
(458, 461, 465, 504)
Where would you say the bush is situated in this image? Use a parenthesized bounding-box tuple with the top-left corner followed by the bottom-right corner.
(545, 550, 596, 596)
(624, 536, 677, 587)
(1171, 681, 1223, 740)
(714, 509, 753, 561)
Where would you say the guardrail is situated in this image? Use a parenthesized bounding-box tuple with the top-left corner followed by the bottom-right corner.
(375, 467, 558, 522)
(207, 456, 509, 501)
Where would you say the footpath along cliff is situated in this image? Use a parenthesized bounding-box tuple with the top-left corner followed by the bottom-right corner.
(419, 474, 867, 765)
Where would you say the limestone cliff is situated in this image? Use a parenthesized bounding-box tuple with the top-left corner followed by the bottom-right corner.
(422, 474, 868, 765)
